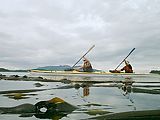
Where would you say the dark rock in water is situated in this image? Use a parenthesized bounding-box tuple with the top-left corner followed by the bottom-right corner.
(132, 88, 160, 94)
(23, 75, 28, 78)
(15, 75, 20, 77)
(0, 88, 48, 95)
(0, 74, 6, 79)
(38, 77, 43, 79)
(0, 104, 35, 114)
(0, 97, 77, 119)
(60, 78, 71, 84)
(0, 74, 55, 82)
(19, 113, 34, 117)
(57, 85, 74, 89)
(89, 109, 160, 119)
(150, 70, 160, 74)
(9, 75, 20, 78)
(34, 97, 78, 119)
(74, 84, 81, 89)
(6, 75, 26, 80)
(35, 97, 77, 114)
(34, 83, 44, 87)
(0, 74, 6, 77)
(81, 83, 91, 88)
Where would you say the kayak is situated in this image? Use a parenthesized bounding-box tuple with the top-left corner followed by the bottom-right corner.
(29, 70, 150, 84)
(30, 70, 146, 76)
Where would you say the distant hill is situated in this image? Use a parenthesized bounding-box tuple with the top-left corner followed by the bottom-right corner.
(33, 65, 72, 71)
(33, 65, 103, 72)
(0, 68, 10, 72)
(150, 70, 160, 74)
(0, 68, 28, 72)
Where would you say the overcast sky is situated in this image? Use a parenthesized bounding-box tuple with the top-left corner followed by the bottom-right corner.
(0, 0, 160, 73)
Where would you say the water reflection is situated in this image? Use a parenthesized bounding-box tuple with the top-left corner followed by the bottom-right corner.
(119, 77, 136, 110)
(74, 83, 91, 97)
(121, 77, 134, 95)
(34, 111, 67, 119)
(83, 86, 90, 97)
(1, 73, 160, 120)
(81, 83, 91, 97)
(20, 112, 68, 120)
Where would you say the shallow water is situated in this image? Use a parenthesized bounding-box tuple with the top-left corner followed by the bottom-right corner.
(0, 72, 160, 120)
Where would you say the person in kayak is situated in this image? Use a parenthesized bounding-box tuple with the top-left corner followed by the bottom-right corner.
(79, 57, 93, 72)
(120, 60, 133, 73)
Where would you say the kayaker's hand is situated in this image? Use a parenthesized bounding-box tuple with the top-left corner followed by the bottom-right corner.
(74, 69, 80, 72)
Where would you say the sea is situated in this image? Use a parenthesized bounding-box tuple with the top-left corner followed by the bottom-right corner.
(0, 72, 160, 120)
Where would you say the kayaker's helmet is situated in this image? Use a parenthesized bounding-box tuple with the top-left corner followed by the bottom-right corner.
(125, 60, 130, 65)
(83, 58, 87, 62)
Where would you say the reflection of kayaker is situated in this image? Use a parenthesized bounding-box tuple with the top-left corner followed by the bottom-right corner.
(83, 86, 90, 96)
(121, 77, 134, 95)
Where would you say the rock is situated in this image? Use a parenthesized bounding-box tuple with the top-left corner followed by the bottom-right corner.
(38, 77, 43, 79)
(0, 104, 35, 114)
(15, 75, 20, 78)
(7, 75, 20, 80)
(13, 93, 26, 99)
(60, 78, 71, 84)
(0, 74, 6, 79)
(22, 75, 28, 78)
(34, 83, 44, 87)
(35, 97, 77, 114)
(74, 84, 81, 89)
(4, 93, 28, 100)
(89, 109, 160, 119)
(19, 113, 34, 117)
(81, 83, 90, 88)
(0, 97, 77, 119)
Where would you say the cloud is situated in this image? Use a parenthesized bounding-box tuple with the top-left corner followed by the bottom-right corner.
(0, 0, 160, 72)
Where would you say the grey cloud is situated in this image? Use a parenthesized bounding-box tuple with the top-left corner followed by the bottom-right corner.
(0, 0, 160, 72)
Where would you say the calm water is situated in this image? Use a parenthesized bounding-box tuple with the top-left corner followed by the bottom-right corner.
(0, 72, 160, 120)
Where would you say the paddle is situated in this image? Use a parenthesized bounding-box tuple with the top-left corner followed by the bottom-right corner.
(110, 48, 135, 73)
(65, 45, 95, 71)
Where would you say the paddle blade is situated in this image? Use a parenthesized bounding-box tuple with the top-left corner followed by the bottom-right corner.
(109, 70, 121, 73)
(64, 68, 74, 71)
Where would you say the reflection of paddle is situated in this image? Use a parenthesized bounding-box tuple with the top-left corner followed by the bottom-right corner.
(110, 48, 135, 73)
(65, 45, 95, 71)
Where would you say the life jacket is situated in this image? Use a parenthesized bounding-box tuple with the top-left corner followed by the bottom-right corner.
(121, 64, 133, 73)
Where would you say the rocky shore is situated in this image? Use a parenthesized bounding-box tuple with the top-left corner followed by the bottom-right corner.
(0, 74, 52, 82)
(150, 70, 160, 74)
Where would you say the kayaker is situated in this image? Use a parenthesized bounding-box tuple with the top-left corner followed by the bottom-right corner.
(120, 60, 133, 73)
(80, 57, 93, 72)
